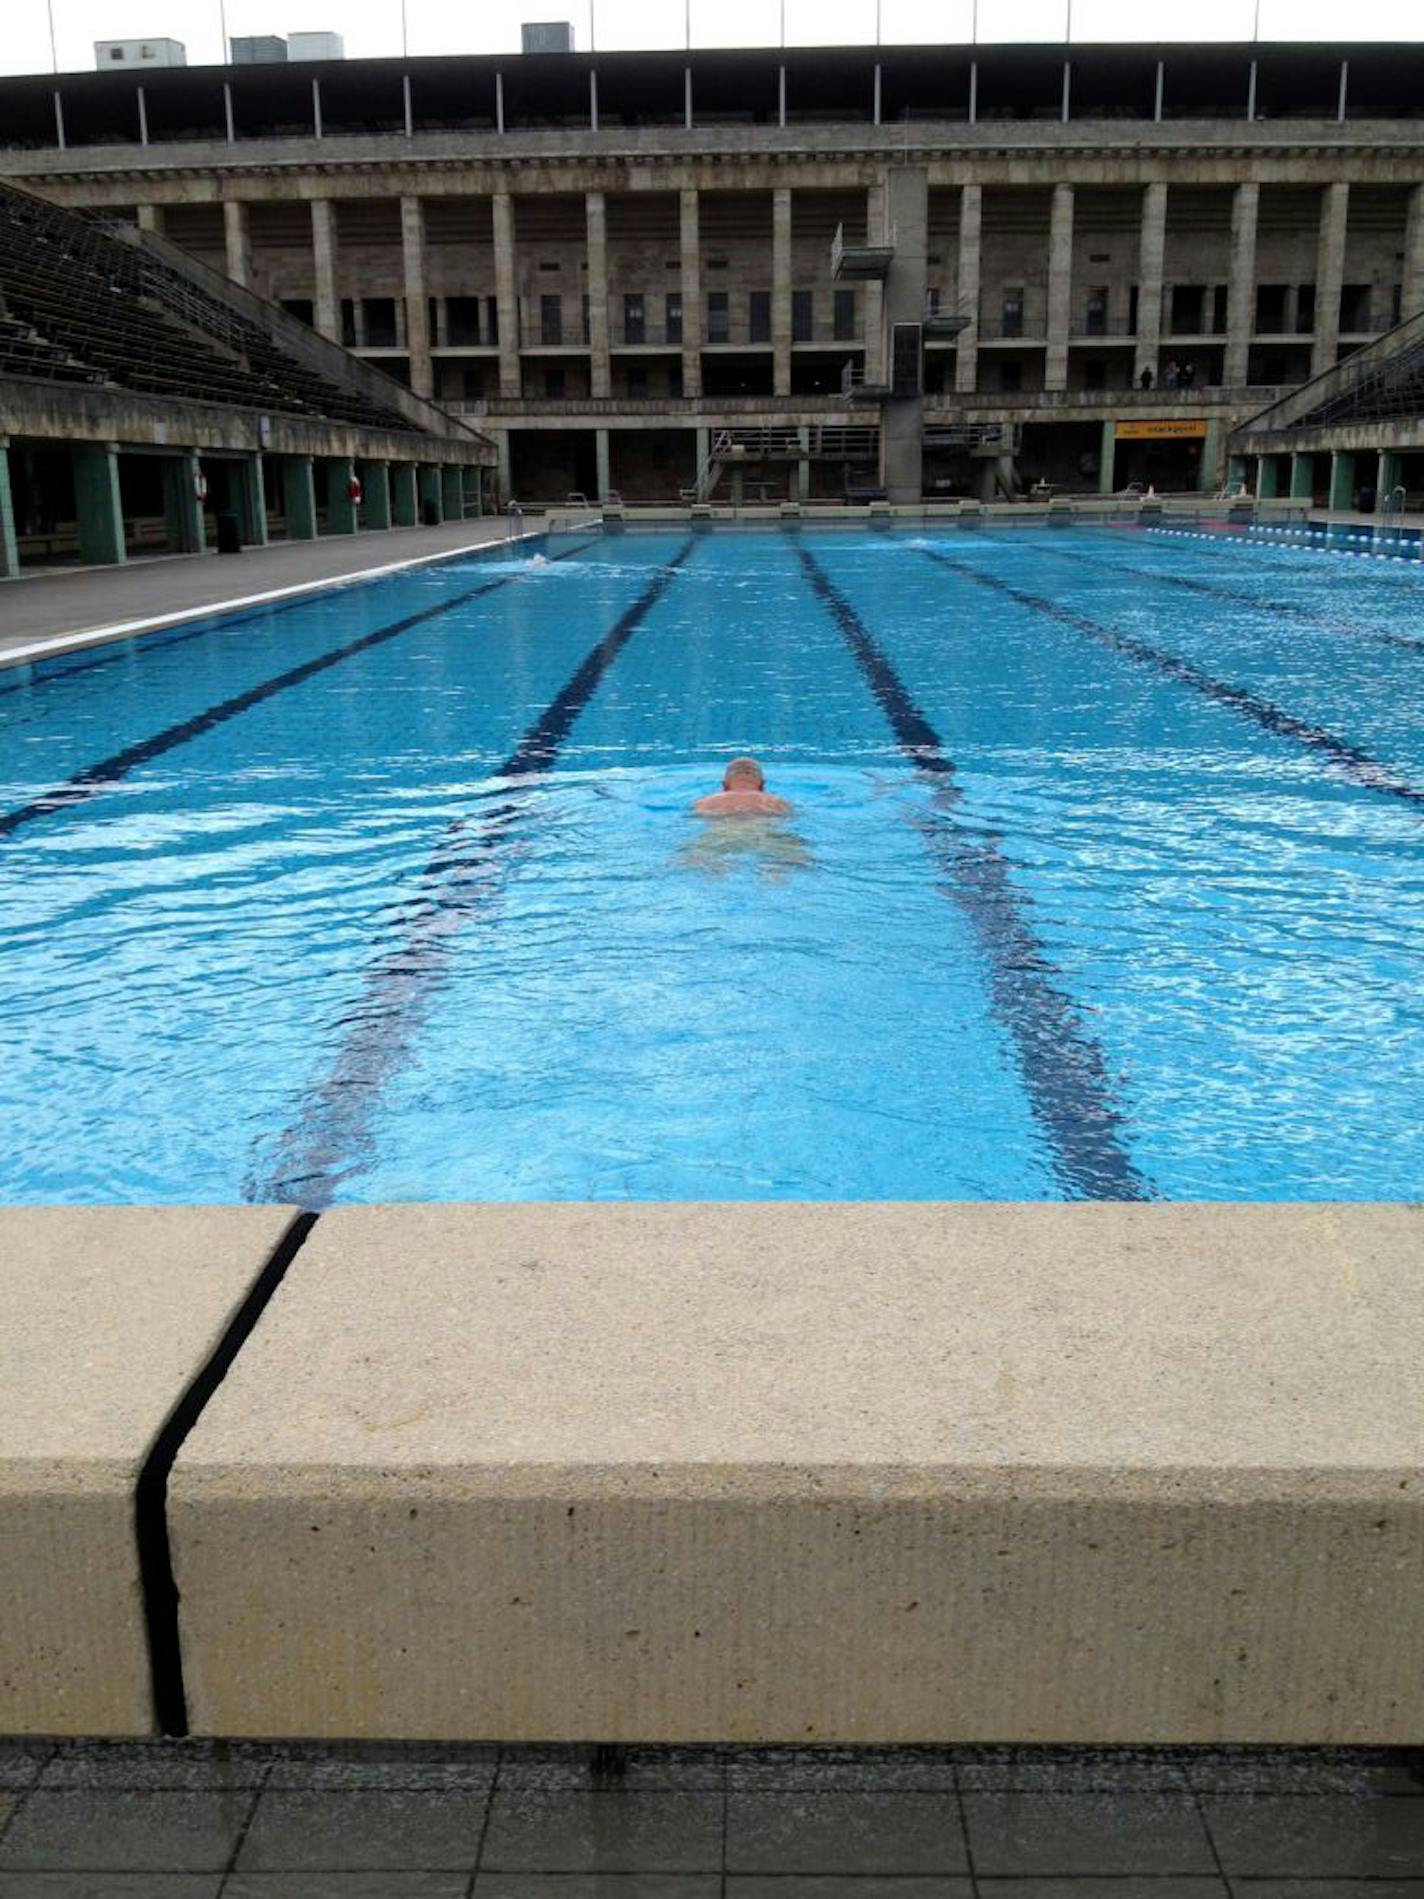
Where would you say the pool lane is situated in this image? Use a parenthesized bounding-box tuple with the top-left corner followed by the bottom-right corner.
(921, 548, 1424, 810)
(793, 540, 1149, 1202)
(255, 539, 697, 1206)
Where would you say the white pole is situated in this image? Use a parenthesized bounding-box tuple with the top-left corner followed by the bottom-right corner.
(218, 0, 229, 63)
(400, 0, 408, 57)
(46, 0, 59, 72)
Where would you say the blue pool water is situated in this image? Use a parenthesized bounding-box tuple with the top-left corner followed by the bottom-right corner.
(2, 525, 1420, 1205)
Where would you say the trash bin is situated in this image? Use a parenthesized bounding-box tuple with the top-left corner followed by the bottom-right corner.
(215, 511, 243, 554)
(420, 498, 440, 527)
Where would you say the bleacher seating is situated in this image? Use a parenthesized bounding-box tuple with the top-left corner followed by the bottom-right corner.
(0, 183, 417, 433)
(1298, 336, 1424, 429)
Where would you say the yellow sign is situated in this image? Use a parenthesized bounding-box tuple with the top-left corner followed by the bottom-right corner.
(1115, 419, 1210, 441)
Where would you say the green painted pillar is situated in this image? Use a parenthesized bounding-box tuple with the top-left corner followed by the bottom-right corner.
(283, 457, 318, 539)
(1199, 420, 1221, 494)
(464, 465, 483, 518)
(595, 428, 612, 503)
(495, 432, 512, 506)
(360, 461, 392, 530)
(1328, 451, 1355, 512)
(73, 442, 126, 565)
(418, 464, 443, 525)
(1098, 419, 1116, 496)
(1256, 455, 1280, 499)
(326, 456, 359, 535)
(441, 463, 464, 521)
(391, 463, 418, 527)
(236, 454, 268, 546)
(0, 439, 18, 577)
(1290, 452, 1315, 500)
(1376, 451, 1403, 509)
(162, 451, 206, 554)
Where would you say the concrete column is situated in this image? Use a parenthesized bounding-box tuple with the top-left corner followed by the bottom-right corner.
(0, 440, 20, 577)
(1200, 420, 1222, 493)
(954, 183, 982, 395)
(282, 456, 318, 538)
(797, 422, 810, 503)
(680, 187, 702, 400)
(236, 453, 268, 546)
(390, 461, 418, 527)
(1376, 449, 1403, 507)
(325, 457, 359, 534)
(441, 464, 464, 520)
(595, 428, 611, 502)
(359, 460, 392, 529)
(137, 204, 162, 234)
(1328, 450, 1355, 512)
(1098, 419, 1116, 495)
(72, 443, 125, 565)
(1045, 183, 1074, 392)
(695, 425, 710, 487)
(1257, 455, 1280, 499)
(1135, 182, 1166, 384)
(585, 190, 611, 398)
(222, 200, 250, 287)
(311, 199, 339, 342)
(401, 196, 433, 399)
(495, 433, 512, 505)
(1403, 184, 1424, 322)
(1224, 181, 1259, 387)
(772, 185, 793, 398)
(1312, 182, 1350, 377)
(492, 191, 521, 399)
(1290, 451, 1315, 500)
(863, 177, 887, 387)
(880, 166, 929, 505)
(418, 464, 443, 524)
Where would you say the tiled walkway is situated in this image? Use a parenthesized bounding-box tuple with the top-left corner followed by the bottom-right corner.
(1, 1743, 1422, 1896)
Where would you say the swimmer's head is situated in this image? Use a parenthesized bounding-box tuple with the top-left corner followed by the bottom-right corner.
(723, 756, 766, 791)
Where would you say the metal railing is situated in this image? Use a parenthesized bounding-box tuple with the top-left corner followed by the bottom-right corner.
(506, 501, 524, 543)
(1380, 483, 1408, 528)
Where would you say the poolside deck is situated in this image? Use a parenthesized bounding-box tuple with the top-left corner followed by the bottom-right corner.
(0, 518, 517, 666)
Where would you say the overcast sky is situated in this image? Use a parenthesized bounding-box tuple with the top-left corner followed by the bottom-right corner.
(5, 0, 1418, 79)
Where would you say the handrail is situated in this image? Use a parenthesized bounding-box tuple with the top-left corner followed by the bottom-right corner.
(506, 500, 524, 544)
(1381, 483, 1407, 529)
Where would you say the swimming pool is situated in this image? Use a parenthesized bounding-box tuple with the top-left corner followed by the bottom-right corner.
(2, 525, 1420, 1205)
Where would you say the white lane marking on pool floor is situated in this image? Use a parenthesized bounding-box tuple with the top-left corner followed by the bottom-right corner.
(0, 529, 548, 671)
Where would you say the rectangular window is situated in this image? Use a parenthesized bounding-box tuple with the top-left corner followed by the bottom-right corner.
(540, 294, 562, 345)
(1212, 284, 1229, 335)
(925, 287, 941, 316)
(1001, 288, 1024, 339)
(628, 364, 649, 397)
(1255, 284, 1288, 333)
(833, 289, 855, 341)
(545, 365, 566, 398)
(623, 293, 645, 344)
(999, 358, 1023, 392)
(1295, 283, 1316, 334)
(363, 299, 398, 348)
(1339, 283, 1372, 332)
(1083, 358, 1107, 390)
(340, 298, 357, 347)
(486, 296, 499, 345)
(669, 360, 684, 397)
(1084, 286, 1108, 336)
(792, 290, 813, 342)
(1170, 284, 1204, 335)
(706, 291, 729, 343)
(749, 291, 772, 343)
(280, 298, 314, 328)
(447, 296, 481, 346)
(1128, 284, 1139, 334)
(666, 292, 683, 344)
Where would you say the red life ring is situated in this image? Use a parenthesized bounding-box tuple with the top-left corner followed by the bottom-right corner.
(348, 473, 363, 505)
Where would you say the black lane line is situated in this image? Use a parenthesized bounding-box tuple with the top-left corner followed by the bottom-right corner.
(135, 1208, 320, 1737)
(252, 538, 697, 1209)
(1037, 538, 1424, 657)
(0, 545, 588, 841)
(922, 547, 1424, 812)
(792, 540, 1150, 1203)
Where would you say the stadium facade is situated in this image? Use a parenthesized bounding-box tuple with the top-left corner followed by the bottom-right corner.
(2, 40, 1423, 516)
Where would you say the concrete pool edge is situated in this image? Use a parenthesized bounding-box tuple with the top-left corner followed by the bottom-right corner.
(4, 1200, 1422, 1743)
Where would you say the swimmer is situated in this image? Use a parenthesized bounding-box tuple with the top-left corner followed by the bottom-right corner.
(692, 756, 792, 819)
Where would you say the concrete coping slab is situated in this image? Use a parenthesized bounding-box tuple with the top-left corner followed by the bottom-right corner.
(0, 1205, 298, 1735)
(171, 1201, 1424, 1744)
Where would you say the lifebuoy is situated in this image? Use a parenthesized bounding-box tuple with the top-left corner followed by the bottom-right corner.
(348, 473, 363, 505)
(193, 471, 208, 502)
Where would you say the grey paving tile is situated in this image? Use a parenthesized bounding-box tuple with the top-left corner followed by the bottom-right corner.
(477, 1879, 721, 1899)
(0, 1789, 250, 1872)
(263, 1744, 497, 1792)
(977, 1883, 1226, 1898)
(1202, 1792, 1424, 1877)
(726, 1750, 957, 1791)
(963, 1792, 1217, 1877)
(1184, 1748, 1424, 1795)
(499, 1748, 724, 1791)
(0, 1878, 221, 1898)
(729, 1880, 974, 1898)
(481, 1790, 723, 1873)
(0, 1744, 53, 1791)
(234, 1788, 488, 1871)
(727, 1792, 968, 1876)
(1236, 1883, 1424, 1896)
(956, 1748, 1189, 1792)
(41, 1741, 275, 1790)
(227, 1875, 469, 1898)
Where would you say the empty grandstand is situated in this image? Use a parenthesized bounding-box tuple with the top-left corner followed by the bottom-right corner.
(0, 179, 493, 573)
